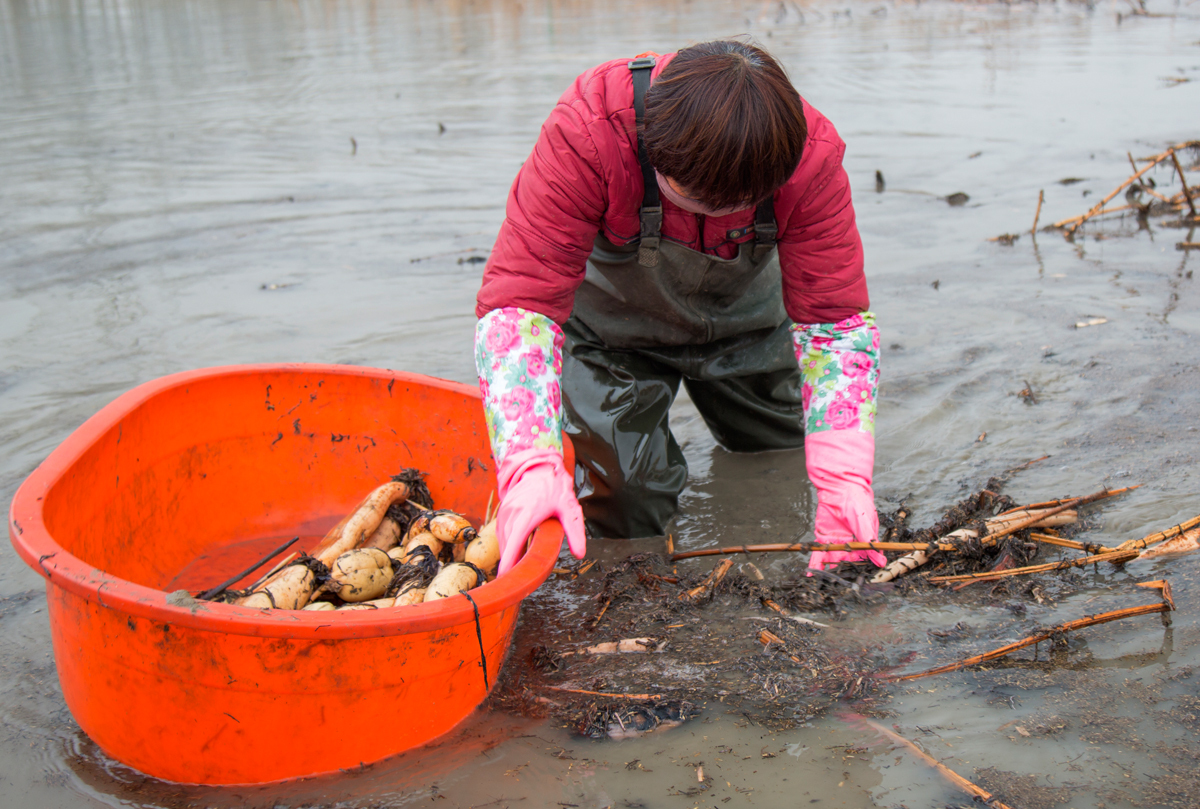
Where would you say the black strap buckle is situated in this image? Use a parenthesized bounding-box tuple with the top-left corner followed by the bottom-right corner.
(627, 56, 657, 71)
(638, 205, 663, 267)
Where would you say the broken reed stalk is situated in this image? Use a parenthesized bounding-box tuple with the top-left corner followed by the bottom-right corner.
(552, 559, 597, 577)
(888, 581, 1174, 681)
(858, 717, 1017, 809)
(679, 558, 734, 601)
(1031, 189, 1044, 234)
(757, 629, 802, 664)
(590, 596, 613, 631)
(1028, 532, 1111, 554)
(542, 686, 662, 700)
(1057, 151, 1173, 234)
(1056, 204, 1135, 230)
(1169, 149, 1198, 218)
(761, 597, 833, 629)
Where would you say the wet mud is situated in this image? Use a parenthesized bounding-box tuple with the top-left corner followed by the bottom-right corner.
(2, 0, 1200, 806)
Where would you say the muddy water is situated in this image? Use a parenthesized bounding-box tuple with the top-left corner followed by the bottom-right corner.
(3, 0, 1200, 805)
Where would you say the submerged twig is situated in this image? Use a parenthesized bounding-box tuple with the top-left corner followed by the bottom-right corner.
(543, 686, 663, 700)
(855, 716, 1017, 809)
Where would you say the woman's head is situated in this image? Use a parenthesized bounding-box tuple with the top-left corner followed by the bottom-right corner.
(643, 40, 807, 212)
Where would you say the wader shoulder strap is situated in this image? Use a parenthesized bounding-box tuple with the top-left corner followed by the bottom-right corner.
(629, 57, 662, 267)
(753, 196, 778, 262)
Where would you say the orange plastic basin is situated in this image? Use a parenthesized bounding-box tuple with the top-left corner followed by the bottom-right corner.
(8, 364, 570, 785)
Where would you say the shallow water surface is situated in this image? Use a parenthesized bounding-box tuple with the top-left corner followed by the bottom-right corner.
(2, 0, 1200, 806)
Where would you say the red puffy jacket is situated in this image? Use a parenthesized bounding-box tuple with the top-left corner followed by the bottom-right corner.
(476, 53, 868, 328)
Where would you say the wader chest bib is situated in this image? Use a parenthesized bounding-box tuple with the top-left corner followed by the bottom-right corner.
(563, 57, 806, 538)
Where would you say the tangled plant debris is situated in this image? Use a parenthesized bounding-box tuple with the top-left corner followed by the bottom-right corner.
(486, 457, 1199, 806)
(993, 140, 1200, 245)
(491, 457, 1197, 746)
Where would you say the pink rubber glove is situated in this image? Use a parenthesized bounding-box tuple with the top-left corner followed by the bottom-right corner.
(805, 431, 886, 572)
(496, 447, 587, 576)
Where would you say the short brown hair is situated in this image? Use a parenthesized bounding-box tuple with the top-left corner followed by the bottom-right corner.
(643, 41, 807, 211)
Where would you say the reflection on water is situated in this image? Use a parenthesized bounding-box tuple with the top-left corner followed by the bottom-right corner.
(2, 0, 1200, 805)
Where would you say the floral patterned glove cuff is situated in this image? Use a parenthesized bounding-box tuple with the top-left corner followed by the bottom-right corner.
(791, 312, 879, 436)
(475, 307, 565, 466)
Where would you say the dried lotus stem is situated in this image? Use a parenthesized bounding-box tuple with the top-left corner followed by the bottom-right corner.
(926, 548, 1140, 584)
(1059, 152, 1173, 235)
(1138, 523, 1200, 559)
(1169, 149, 1197, 218)
(997, 486, 1138, 516)
(889, 581, 1174, 681)
(1117, 513, 1200, 551)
